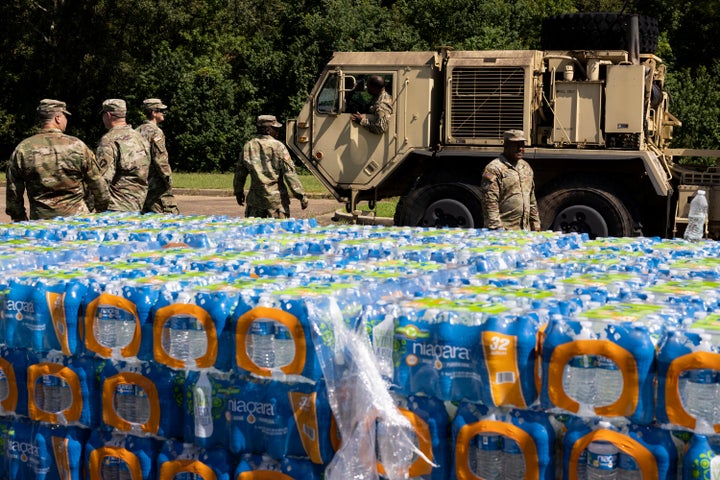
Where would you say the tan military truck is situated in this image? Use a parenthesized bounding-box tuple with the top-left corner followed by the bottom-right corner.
(287, 14, 720, 238)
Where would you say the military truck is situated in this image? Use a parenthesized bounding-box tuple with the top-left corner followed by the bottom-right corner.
(286, 14, 720, 239)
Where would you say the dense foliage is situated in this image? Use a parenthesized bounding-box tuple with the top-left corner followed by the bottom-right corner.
(1, 0, 718, 172)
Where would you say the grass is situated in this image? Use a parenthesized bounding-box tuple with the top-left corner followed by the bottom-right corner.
(174, 172, 398, 217)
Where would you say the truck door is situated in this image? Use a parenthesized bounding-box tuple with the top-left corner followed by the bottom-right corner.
(307, 70, 397, 187)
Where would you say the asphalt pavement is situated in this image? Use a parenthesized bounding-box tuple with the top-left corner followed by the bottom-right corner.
(0, 187, 349, 226)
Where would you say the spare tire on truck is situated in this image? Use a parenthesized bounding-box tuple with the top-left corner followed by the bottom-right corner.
(541, 12, 659, 54)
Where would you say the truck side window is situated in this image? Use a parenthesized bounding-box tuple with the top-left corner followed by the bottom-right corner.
(317, 74, 340, 114)
(345, 74, 393, 114)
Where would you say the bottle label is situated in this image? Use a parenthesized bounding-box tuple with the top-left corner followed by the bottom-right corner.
(482, 331, 525, 407)
(88, 447, 144, 480)
(154, 304, 217, 369)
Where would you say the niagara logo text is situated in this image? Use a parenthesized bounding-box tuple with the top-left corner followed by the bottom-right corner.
(229, 399, 276, 416)
(412, 343, 470, 360)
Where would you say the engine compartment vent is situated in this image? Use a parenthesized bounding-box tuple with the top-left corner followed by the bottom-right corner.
(449, 66, 525, 142)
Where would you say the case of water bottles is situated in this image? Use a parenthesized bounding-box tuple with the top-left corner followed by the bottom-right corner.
(2, 212, 720, 478)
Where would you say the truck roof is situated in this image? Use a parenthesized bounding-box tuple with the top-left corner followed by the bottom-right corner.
(327, 51, 439, 67)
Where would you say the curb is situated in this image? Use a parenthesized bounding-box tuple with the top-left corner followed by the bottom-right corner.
(173, 188, 333, 199)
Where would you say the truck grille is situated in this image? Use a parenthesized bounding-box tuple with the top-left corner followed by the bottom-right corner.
(450, 66, 525, 141)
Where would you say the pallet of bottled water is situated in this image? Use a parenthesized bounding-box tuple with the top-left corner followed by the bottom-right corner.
(3, 213, 720, 478)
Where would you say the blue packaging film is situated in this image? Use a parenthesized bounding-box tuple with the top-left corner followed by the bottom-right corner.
(85, 429, 159, 480)
(157, 439, 233, 480)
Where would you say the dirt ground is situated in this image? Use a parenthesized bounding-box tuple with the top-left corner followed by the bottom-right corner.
(0, 187, 349, 226)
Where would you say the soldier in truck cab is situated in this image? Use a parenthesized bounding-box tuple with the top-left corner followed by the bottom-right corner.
(351, 75, 393, 134)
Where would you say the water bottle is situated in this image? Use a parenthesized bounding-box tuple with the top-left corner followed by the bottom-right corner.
(563, 354, 597, 407)
(563, 323, 597, 409)
(193, 370, 214, 439)
(502, 437, 526, 480)
(100, 455, 133, 480)
(618, 452, 641, 480)
(684, 334, 718, 428)
(248, 318, 276, 369)
(114, 383, 150, 425)
(586, 440, 618, 480)
(37, 373, 72, 414)
(475, 434, 503, 479)
(595, 355, 624, 406)
(684, 189, 707, 242)
(273, 323, 295, 368)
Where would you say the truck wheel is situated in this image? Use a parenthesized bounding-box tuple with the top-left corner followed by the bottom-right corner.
(538, 180, 637, 238)
(541, 13, 659, 54)
(394, 183, 484, 228)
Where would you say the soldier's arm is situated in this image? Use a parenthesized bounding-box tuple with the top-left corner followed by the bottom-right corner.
(529, 182, 541, 231)
(480, 166, 503, 229)
(5, 150, 28, 221)
(279, 146, 306, 201)
(96, 139, 117, 183)
(361, 100, 393, 134)
(83, 146, 110, 212)
(152, 133, 172, 187)
(233, 152, 249, 205)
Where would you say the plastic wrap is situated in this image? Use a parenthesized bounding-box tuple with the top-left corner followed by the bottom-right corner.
(307, 296, 430, 480)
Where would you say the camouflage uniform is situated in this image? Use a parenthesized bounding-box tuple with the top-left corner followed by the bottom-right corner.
(97, 99, 151, 212)
(6, 99, 109, 221)
(359, 90, 393, 134)
(137, 110, 178, 214)
(481, 154, 541, 231)
(234, 117, 307, 219)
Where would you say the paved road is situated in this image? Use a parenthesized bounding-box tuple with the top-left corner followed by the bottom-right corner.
(0, 187, 349, 226)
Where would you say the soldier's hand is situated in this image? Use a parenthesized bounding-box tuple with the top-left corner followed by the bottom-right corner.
(236, 193, 245, 206)
(300, 196, 309, 210)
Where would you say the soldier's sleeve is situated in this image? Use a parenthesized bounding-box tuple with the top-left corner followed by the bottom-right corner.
(480, 164, 503, 229)
(529, 179, 541, 231)
(96, 138, 116, 183)
(83, 145, 110, 212)
(278, 145, 306, 200)
(233, 147, 249, 197)
(5, 148, 28, 221)
(362, 95, 393, 134)
(152, 132, 172, 187)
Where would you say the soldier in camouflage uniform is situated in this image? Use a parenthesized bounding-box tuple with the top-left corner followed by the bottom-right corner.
(137, 98, 179, 214)
(480, 129, 541, 231)
(96, 99, 151, 212)
(234, 114, 309, 218)
(351, 75, 393, 134)
(6, 99, 109, 221)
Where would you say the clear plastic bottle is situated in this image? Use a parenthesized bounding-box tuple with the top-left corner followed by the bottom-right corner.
(502, 437, 526, 480)
(273, 323, 295, 368)
(37, 374, 72, 414)
(114, 383, 150, 425)
(249, 319, 275, 368)
(586, 440, 618, 480)
(475, 434, 503, 479)
(684, 334, 718, 429)
(0, 370, 8, 404)
(618, 452, 641, 480)
(563, 322, 596, 408)
(595, 356, 624, 406)
(193, 371, 214, 439)
(684, 189, 708, 242)
(100, 455, 133, 480)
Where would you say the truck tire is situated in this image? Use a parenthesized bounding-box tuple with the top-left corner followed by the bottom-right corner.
(541, 13, 659, 54)
(538, 178, 638, 238)
(394, 183, 484, 228)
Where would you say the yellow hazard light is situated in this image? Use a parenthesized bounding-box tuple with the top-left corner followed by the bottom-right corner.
(315, 151, 323, 160)
(298, 121, 309, 128)
(298, 136, 309, 143)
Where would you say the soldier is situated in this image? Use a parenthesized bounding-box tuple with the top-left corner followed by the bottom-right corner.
(480, 129, 541, 231)
(234, 114, 309, 218)
(96, 99, 151, 212)
(351, 75, 393, 134)
(136, 98, 179, 214)
(6, 99, 109, 221)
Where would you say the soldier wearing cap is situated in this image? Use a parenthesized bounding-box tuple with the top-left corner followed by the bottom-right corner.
(6, 99, 109, 221)
(480, 129, 541, 231)
(136, 98, 179, 214)
(96, 98, 151, 212)
(233, 114, 308, 218)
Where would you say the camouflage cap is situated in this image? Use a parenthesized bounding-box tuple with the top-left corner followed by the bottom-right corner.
(101, 99, 127, 115)
(37, 99, 71, 116)
(257, 114, 282, 128)
(503, 129, 526, 143)
(142, 98, 168, 111)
